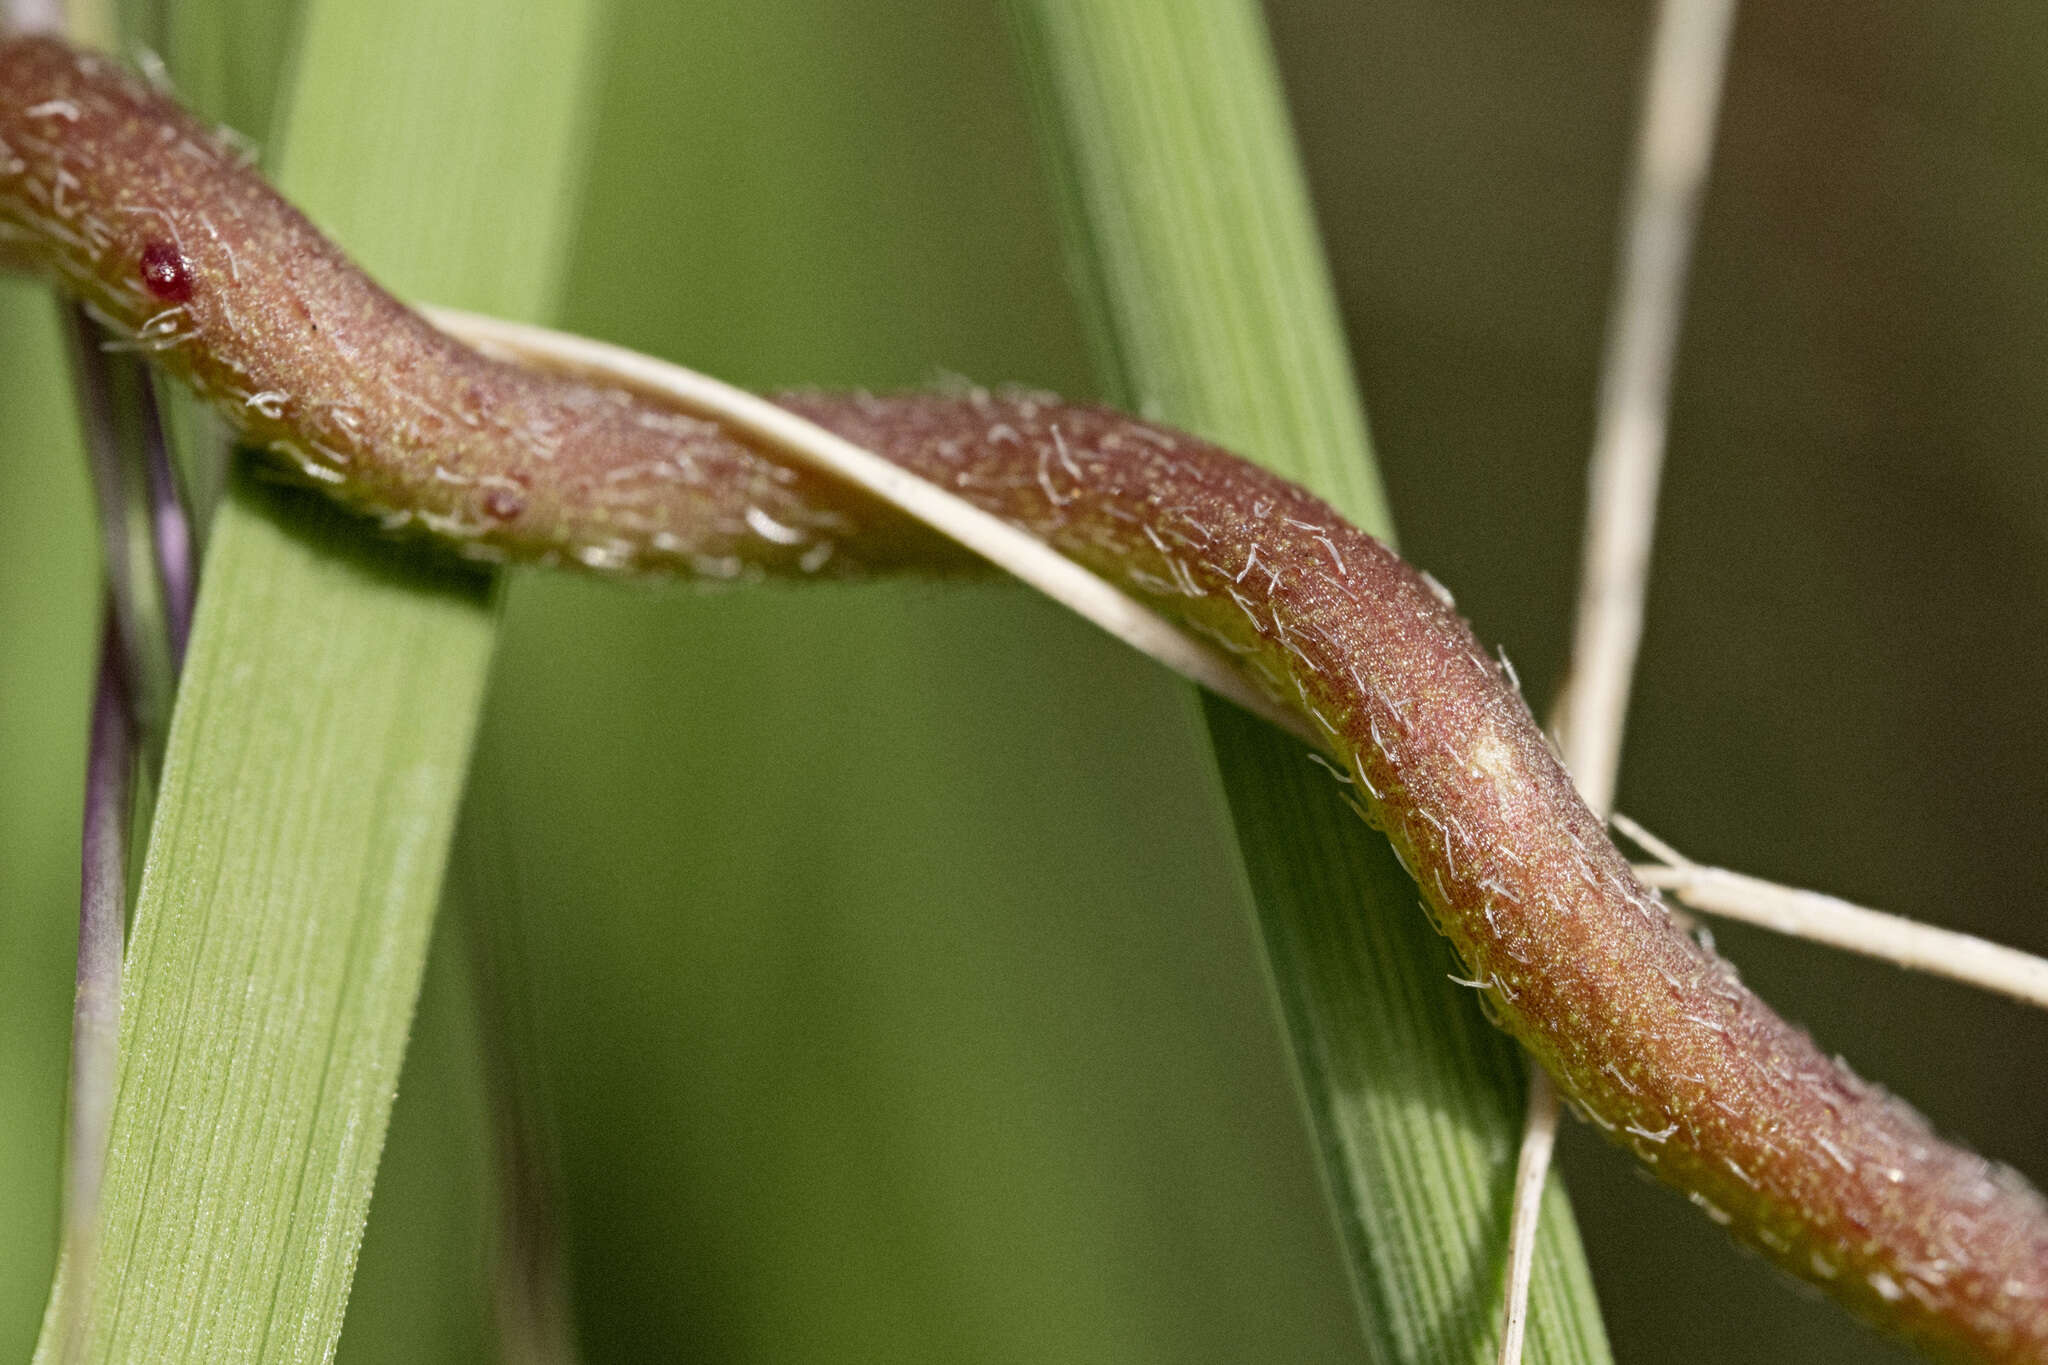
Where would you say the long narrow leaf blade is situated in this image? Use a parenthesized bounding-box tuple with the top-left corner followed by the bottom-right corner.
(30, 1, 602, 1359)
(1005, 4, 1613, 1360)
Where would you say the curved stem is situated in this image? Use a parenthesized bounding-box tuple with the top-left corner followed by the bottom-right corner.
(1506, 1, 1741, 1355)
(6, 34, 2047, 1360)
(53, 614, 130, 1365)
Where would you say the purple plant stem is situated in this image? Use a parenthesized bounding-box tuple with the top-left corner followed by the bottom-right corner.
(66, 613, 130, 1262)
(134, 371, 192, 668)
(59, 307, 138, 637)
(58, 304, 188, 719)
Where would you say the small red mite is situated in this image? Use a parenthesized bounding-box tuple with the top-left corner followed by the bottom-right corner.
(138, 239, 193, 303)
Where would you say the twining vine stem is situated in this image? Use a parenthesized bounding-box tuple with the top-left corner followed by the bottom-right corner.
(5, 34, 2047, 1363)
(1503, 0, 1743, 1359)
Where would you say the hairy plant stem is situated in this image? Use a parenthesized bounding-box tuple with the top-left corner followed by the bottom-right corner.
(1000, 6, 1606, 1360)
(6, 33, 2048, 1362)
(1508, 0, 1744, 1357)
(17, 7, 599, 1359)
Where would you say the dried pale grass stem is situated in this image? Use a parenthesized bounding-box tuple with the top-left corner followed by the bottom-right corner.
(1506, 1, 1740, 1359)
(1498, 1069, 1562, 1365)
(1616, 816, 2048, 1014)
(0, 0, 64, 37)
(1557, 0, 1739, 816)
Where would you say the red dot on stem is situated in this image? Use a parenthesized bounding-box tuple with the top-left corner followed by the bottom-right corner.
(139, 240, 194, 302)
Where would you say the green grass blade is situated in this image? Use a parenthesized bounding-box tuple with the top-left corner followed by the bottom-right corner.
(0, 282, 97, 1364)
(1005, 4, 1613, 1360)
(29, 2, 603, 1359)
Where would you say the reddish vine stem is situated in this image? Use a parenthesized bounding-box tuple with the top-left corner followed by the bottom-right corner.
(4, 35, 2045, 1363)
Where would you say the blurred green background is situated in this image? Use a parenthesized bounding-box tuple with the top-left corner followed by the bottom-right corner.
(4, 2, 2046, 1360)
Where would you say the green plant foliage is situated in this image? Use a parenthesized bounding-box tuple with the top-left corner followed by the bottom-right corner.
(0, 282, 97, 1364)
(14, 2, 2032, 1362)
(423, 2, 1378, 1360)
(25, 1, 603, 1359)
(1005, 3, 1610, 1359)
